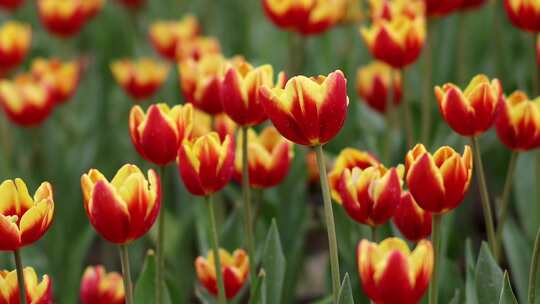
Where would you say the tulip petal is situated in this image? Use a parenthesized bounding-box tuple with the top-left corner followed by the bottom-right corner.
(19, 199, 53, 247)
(0, 214, 20, 250)
(407, 153, 446, 213)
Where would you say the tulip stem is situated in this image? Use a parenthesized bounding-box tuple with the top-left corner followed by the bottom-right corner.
(288, 33, 305, 76)
(241, 126, 256, 297)
(494, 151, 519, 261)
(383, 69, 395, 164)
(401, 68, 414, 148)
(471, 136, 498, 258)
(156, 165, 166, 304)
(457, 13, 467, 85)
(13, 250, 26, 304)
(428, 214, 442, 304)
(207, 195, 227, 304)
(421, 21, 434, 144)
(370, 226, 377, 242)
(315, 144, 341, 304)
(119, 245, 134, 304)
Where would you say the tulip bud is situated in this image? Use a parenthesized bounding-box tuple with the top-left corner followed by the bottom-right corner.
(37, 0, 87, 37)
(80, 265, 124, 304)
(149, 15, 200, 61)
(82, 0, 105, 20)
(357, 238, 433, 304)
(0, 21, 31, 75)
(233, 126, 294, 189)
(406, 144, 473, 213)
(0, 0, 23, 11)
(435, 74, 502, 136)
(393, 192, 432, 242)
(30, 58, 81, 105)
(424, 0, 463, 16)
(504, 0, 540, 32)
(111, 58, 169, 101)
(328, 148, 380, 203)
(260, 70, 349, 146)
(368, 0, 425, 21)
(495, 91, 540, 151)
(81, 164, 161, 244)
(356, 61, 402, 114)
(195, 248, 249, 300)
(175, 36, 221, 63)
(0, 267, 53, 303)
(177, 132, 235, 196)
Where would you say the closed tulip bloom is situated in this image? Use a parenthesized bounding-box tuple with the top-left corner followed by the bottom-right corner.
(80, 265, 124, 304)
(328, 148, 380, 203)
(37, 0, 87, 37)
(369, 0, 426, 20)
(177, 132, 235, 196)
(495, 91, 540, 151)
(357, 238, 433, 304)
(111, 58, 169, 101)
(30, 58, 81, 104)
(424, 0, 463, 16)
(222, 63, 286, 126)
(195, 248, 249, 300)
(260, 70, 349, 146)
(0, 75, 55, 127)
(175, 36, 221, 63)
(82, 0, 105, 20)
(406, 144, 473, 213)
(338, 164, 404, 226)
(459, 0, 487, 10)
(233, 127, 293, 189)
(0, 22, 31, 75)
(361, 14, 426, 68)
(129, 103, 193, 165)
(393, 192, 432, 242)
(435, 74, 502, 136)
(149, 16, 200, 61)
(357, 61, 402, 113)
(0, 0, 24, 11)
(504, 0, 540, 32)
(0, 267, 52, 304)
(0, 179, 54, 251)
(81, 164, 161, 244)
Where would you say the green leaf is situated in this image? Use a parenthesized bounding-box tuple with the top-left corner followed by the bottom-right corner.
(465, 239, 478, 304)
(262, 219, 286, 304)
(248, 270, 267, 304)
(475, 242, 504, 304)
(134, 250, 171, 304)
(337, 273, 355, 304)
(503, 219, 532, 303)
(499, 272, 519, 304)
(449, 289, 462, 304)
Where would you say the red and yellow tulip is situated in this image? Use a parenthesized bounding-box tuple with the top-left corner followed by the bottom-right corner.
(357, 238, 433, 304)
(111, 58, 169, 101)
(424, 0, 463, 16)
(260, 70, 349, 146)
(30, 58, 81, 104)
(356, 61, 402, 114)
(129, 103, 193, 166)
(495, 91, 540, 151)
(37, 0, 87, 37)
(81, 164, 161, 244)
(393, 191, 432, 242)
(149, 15, 200, 61)
(0, 0, 24, 11)
(195, 248, 249, 300)
(406, 144, 473, 213)
(435, 74, 502, 136)
(0, 179, 54, 251)
(175, 36, 221, 63)
(504, 0, 540, 32)
(233, 126, 293, 189)
(80, 265, 124, 304)
(0, 21, 31, 75)
(0, 267, 52, 304)
(177, 132, 235, 196)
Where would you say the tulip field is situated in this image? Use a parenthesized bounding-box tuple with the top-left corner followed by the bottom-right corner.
(2, 0, 540, 303)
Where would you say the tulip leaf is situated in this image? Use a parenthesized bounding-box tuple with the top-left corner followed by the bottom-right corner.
(503, 219, 532, 303)
(449, 289, 462, 304)
(134, 250, 171, 304)
(465, 240, 479, 304)
(262, 219, 286, 304)
(499, 272, 518, 304)
(337, 273, 354, 304)
(475, 242, 503, 304)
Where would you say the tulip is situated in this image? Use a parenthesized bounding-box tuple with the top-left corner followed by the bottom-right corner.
(111, 58, 169, 101)
(37, 0, 87, 38)
(30, 58, 81, 104)
(328, 148, 380, 203)
(0, 21, 31, 75)
(356, 61, 402, 114)
(176, 36, 221, 63)
(0, 267, 53, 304)
(393, 192, 432, 242)
(459, 0, 487, 10)
(368, 0, 426, 20)
(357, 237, 433, 304)
(233, 127, 293, 189)
(0, 75, 55, 127)
(424, 0, 463, 16)
(0, 0, 23, 11)
(80, 265, 124, 304)
(195, 248, 249, 300)
(80, 164, 161, 244)
(361, 14, 426, 69)
(82, 0, 105, 20)
(129, 103, 193, 165)
(405, 144, 472, 214)
(504, 0, 540, 32)
(495, 91, 540, 151)
(260, 70, 348, 146)
(222, 63, 286, 126)
(435, 74, 502, 136)
(149, 15, 200, 61)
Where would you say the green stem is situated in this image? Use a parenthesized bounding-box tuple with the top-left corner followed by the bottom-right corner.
(494, 151, 519, 260)
(315, 145, 341, 303)
(13, 250, 26, 304)
(288, 33, 305, 75)
(401, 68, 414, 148)
(119, 245, 134, 304)
(207, 195, 227, 304)
(421, 21, 434, 144)
(428, 214, 442, 304)
(370, 226, 377, 242)
(471, 136, 498, 257)
(156, 166, 166, 304)
(529, 223, 540, 304)
(383, 69, 395, 164)
(457, 13, 467, 84)
(241, 127, 256, 295)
